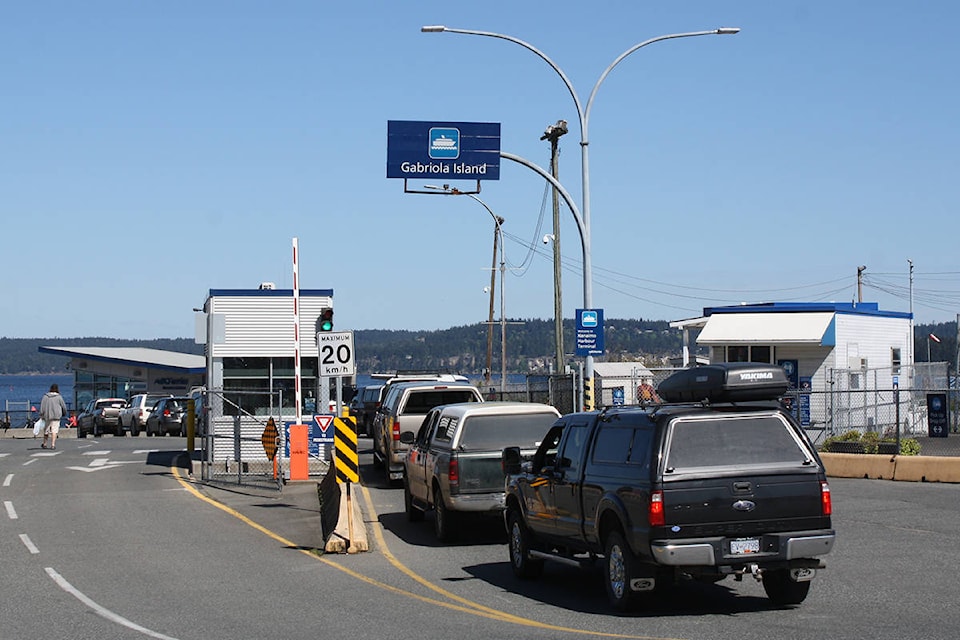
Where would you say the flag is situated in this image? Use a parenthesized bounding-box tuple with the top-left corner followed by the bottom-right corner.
(929, 333, 941, 343)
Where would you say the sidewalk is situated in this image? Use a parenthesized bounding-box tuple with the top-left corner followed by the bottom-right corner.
(2, 426, 77, 439)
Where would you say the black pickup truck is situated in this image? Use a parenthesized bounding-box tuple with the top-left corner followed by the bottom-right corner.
(502, 363, 835, 611)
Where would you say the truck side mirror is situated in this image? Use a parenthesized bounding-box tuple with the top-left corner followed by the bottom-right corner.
(502, 446, 522, 475)
(399, 431, 416, 445)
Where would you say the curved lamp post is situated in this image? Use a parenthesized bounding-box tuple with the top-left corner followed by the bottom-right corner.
(422, 25, 739, 408)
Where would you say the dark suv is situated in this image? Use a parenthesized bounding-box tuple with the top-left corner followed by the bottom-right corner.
(503, 363, 835, 610)
(350, 384, 384, 436)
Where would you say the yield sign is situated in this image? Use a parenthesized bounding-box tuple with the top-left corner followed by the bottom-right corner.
(313, 415, 334, 435)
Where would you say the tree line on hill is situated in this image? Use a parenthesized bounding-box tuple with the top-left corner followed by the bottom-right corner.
(2, 319, 957, 375)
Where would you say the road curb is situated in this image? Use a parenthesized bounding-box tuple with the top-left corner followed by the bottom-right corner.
(821, 452, 960, 483)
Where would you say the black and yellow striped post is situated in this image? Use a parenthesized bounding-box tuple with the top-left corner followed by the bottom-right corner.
(334, 416, 360, 553)
(334, 416, 359, 483)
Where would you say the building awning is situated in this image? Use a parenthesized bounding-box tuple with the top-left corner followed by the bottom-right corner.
(696, 312, 836, 346)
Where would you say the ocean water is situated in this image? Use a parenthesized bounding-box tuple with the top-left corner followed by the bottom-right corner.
(1, 374, 74, 415)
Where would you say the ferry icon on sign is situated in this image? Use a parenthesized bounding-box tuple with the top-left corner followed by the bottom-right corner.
(581, 310, 598, 328)
(429, 127, 460, 159)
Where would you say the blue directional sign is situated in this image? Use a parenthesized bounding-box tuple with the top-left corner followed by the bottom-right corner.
(575, 308, 605, 356)
(927, 393, 949, 438)
(386, 120, 501, 180)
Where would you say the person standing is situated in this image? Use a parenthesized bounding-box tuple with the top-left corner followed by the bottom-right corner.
(40, 383, 69, 450)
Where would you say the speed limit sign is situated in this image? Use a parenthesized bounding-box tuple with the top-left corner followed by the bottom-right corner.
(318, 331, 356, 376)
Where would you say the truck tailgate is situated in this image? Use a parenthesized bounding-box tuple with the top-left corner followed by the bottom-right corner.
(662, 472, 829, 537)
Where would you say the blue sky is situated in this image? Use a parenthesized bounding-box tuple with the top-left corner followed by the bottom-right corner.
(3, 1, 958, 339)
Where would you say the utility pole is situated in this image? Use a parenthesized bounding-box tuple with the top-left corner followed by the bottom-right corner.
(908, 259, 914, 372)
(541, 119, 568, 374)
(485, 222, 499, 384)
(857, 265, 866, 303)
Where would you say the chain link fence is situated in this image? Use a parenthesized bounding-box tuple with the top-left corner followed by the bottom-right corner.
(592, 363, 959, 458)
(199, 388, 330, 491)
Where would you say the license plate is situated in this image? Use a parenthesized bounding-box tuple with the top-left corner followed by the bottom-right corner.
(730, 538, 760, 555)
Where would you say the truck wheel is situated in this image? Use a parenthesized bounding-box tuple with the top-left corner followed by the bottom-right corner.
(131, 422, 139, 437)
(604, 530, 639, 612)
(403, 475, 424, 522)
(762, 569, 811, 605)
(508, 509, 544, 579)
(433, 486, 456, 542)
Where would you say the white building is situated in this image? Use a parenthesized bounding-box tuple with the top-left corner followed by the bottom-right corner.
(671, 302, 914, 433)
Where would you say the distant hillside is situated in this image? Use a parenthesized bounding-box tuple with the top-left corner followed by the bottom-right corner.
(2, 319, 956, 375)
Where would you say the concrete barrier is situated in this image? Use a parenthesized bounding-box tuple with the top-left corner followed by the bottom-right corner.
(892, 455, 960, 483)
(820, 452, 897, 480)
(820, 452, 960, 483)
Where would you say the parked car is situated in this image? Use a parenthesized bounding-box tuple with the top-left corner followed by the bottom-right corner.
(401, 401, 561, 541)
(77, 398, 128, 438)
(502, 363, 835, 611)
(119, 393, 173, 436)
(372, 378, 482, 483)
(350, 384, 384, 436)
(145, 396, 191, 437)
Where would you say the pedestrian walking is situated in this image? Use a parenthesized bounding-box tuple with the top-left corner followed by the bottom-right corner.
(40, 383, 69, 450)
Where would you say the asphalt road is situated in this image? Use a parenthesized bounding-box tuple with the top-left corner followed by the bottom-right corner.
(2, 434, 959, 640)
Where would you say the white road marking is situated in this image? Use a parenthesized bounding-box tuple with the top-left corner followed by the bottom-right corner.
(22, 459, 37, 466)
(45, 567, 181, 640)
(67, 465, 124, 473)
(32, 452, 60, 457)
(4, 501, 17, 519)
(19, 534, 39, 554)
(83, 450, 112, 456)
(133, 449, 160, 454)
(3, 473, 12, 487)
(0, 452, 9, 458)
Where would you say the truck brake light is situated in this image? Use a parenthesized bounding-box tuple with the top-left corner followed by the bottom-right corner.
(390, 417, 399, 442)
(649, 490, 665, 527)
(448, 458, 459, 486)
(821, 481, 832, 516)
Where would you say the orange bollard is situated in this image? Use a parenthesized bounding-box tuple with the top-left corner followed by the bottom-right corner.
(289, 424, 309, 481)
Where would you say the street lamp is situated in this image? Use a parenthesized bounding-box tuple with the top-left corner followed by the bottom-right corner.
(422, 24, 739, 408)
(425, 185, 507, 395)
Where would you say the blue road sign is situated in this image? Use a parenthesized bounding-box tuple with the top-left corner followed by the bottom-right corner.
(386, 120, 500, 180)
(927, 393, 949, 438)
(575, 308, 604, 356)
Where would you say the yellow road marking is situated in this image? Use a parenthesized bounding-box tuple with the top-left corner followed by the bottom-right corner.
(172, 465, 683, 640)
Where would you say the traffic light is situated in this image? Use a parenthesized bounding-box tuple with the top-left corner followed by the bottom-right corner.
(319, 308, 334, 332)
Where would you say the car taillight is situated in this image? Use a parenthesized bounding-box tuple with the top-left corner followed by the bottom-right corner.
(649, 490, 665, 527)
(448, 458, 459, 487)
(164, 408, 172, 417)
(390, 417, 399, 441)
(821, 481, 832, 516)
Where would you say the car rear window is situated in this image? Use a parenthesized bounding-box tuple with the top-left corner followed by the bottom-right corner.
(664, 413, 810, 473)
(456, 412, 558, 450)
(401, 389, 479, 415)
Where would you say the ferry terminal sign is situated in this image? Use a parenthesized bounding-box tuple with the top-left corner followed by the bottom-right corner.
(387, 120, 501, 180)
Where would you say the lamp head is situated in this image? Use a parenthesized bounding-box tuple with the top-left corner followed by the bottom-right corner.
(421, 25, 446, 32)
(716, 27, 741, 35)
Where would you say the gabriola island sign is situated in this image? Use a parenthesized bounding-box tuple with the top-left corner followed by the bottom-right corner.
(386, 120, 501, 180)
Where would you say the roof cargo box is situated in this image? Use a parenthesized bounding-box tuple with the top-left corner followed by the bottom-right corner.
(657, 363, 790, 403)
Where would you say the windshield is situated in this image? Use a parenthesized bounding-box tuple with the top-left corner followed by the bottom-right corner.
(457, 412, 557, 450)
